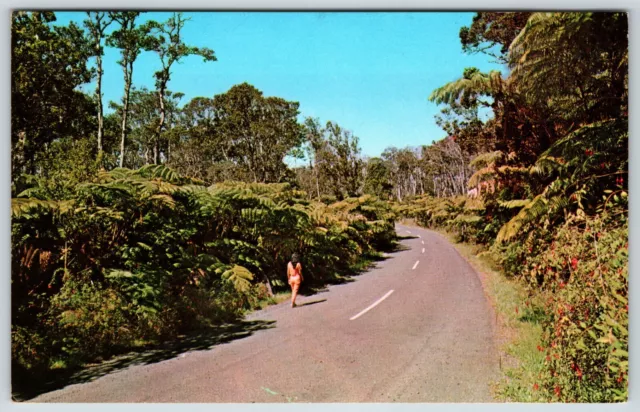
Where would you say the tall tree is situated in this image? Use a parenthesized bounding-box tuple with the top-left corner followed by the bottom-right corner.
(144, 13, 216, 164)
(109, 87, 183, 169)
(363, 157, 393, 199)
(11, 11, 94, 177)
(84, 12, 113, 162)
(169, 96, 221, 181)
(212, 83, 304, 183)
(303, 117, 326, 199)
(107, 11, 146, 168)
(459, 12, 532, 63)
(381, 147, 425, 201)
(321, 122, 364, 199)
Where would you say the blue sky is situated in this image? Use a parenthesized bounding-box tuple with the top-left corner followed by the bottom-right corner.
(54, 11, 505, 158)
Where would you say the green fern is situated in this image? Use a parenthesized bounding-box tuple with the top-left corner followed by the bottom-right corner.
(221, 265, 254, 293)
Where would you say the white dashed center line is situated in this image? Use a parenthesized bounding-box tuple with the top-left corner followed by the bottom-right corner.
(421, 240, 424, 245)
(422, 248, 425, 254)
(350, 290, 395, 320)
(406, 230, 412, 234)
(412, 260, 420, 270)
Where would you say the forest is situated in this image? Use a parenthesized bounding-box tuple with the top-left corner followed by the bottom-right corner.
(11, 11, 627, 402)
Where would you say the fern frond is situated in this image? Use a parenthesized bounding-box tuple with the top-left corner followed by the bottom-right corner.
(497, 199, 531, 209)
(496, 194, 548, 242)
(429, 71, 505, 105)
(221, 265, 254, 293)
(470, 151, 504, 169)
(11, 198, 75, 218)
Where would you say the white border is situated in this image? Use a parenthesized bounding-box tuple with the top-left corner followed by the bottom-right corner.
(1, 3, 638, 412)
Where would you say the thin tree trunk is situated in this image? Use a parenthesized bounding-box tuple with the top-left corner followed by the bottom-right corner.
(155, 85, 166, 165)
(96, 51, 104, 157)
(315, 167, 321, 199)
(118, 69, 132, 168)
(263, 274, 274, 297)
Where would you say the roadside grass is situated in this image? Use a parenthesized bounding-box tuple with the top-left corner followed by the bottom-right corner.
(427, 227, 547, 402)
(261, 291, 291, 309)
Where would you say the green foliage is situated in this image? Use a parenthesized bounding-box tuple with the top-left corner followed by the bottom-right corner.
(429, 69, 505, 106)
(11, 165, 396, 376)
(12, 11, 95, 175)
(202, 83, 303, 184)
(459, 12, 533, 62)
(521, 213, 627, 401)
(363, 157, 393, 199)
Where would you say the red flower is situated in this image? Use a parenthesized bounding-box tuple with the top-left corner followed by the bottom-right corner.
(585, 149, 593, 156)
(571, 257, 578, 270)
(515, 306, 519, 314)
(545, 355, 551, 362)
(533, 383, 539, 391)
(554, 386, 561, 397)
(537, 345, 544, 352)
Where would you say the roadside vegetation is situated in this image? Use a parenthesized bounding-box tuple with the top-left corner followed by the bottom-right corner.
(394, 12, 628, 402)
(12, 11, 627, 402)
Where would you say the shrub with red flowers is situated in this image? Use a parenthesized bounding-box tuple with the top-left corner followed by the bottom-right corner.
(525, 212, 628, 402)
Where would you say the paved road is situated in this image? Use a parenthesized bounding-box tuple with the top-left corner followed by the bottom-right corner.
(31, 225, 499, 403)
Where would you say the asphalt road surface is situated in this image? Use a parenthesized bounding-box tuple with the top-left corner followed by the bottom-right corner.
(31, 224, 499, 403)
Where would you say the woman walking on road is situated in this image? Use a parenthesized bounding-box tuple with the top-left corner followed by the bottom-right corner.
(287, 253, 303, 308)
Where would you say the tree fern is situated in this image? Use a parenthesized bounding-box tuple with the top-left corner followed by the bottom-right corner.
(429, 70, 506, 106)
(220, 265, 254, 293)
(11, 198, 75, 218)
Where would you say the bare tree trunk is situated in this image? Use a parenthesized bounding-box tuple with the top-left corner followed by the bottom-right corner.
(118, 107, 127, 168)
(96, 51, 104, 157)
(315, 167, 321, 199)
(118, 68, 132, 168)
(155, 85, 166, 165)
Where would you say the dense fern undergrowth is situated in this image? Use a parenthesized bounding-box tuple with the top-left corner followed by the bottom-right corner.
(11, 165, 397, 388)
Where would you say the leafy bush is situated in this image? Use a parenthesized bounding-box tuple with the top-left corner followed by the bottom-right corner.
(524, 212, 628, 402)
(11, 165, 397, 376)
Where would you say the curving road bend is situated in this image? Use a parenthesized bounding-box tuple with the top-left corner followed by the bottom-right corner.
(31, 225, 499, 403)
